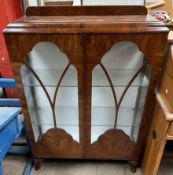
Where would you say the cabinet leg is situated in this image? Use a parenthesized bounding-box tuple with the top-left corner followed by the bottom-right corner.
(128, 161, 138, 173)
(34, 158, 44, 170)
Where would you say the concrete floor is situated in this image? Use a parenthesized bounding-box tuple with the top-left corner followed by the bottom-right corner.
(2, 155, 173, 175)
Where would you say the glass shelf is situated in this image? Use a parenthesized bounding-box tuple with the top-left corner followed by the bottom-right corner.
(92, 68, 149, 87)
(21, 68, 78, 87)
(31, 123, 80, 142)
(20, 52, 80, 143)
(29, 105, 142, 143)
(21, 68, 149, 87)
(32, 121, 140, 143)
(28, 106, 142, 127)
(20, 41, 151, 148)
(92, 106, 143, 126)
(28, 106, 80, 142)
(91, 53, 151, 144)
(29, 106, 79, 125)
(91, 106, 143, 143)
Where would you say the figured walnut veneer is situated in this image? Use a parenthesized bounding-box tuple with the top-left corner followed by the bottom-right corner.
(35, 128, 81, 158)
(3, 6, 169, 171)
(88, 129, 135, 159)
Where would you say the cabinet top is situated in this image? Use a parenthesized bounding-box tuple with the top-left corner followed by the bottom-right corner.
(3, 6, 169, 34)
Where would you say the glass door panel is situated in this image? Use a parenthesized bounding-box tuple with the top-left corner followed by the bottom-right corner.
(91, 41, 151, 144)
(20, 42, 79, 143)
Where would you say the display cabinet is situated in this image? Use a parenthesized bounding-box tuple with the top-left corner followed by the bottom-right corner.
(3, 6, 169, 172)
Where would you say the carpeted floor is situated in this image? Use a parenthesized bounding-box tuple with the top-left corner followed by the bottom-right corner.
(30, 160, 141, 175)
(2, 155, 173, 175)
(2, 156, 27, 175)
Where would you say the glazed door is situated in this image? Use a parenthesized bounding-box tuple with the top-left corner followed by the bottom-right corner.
(18, 36, 84, 158)
(85, 35, 152, 160)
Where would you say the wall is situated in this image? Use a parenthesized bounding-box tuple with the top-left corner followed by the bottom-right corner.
(82, 0, 145, 5)
(0, 0, 23, 98)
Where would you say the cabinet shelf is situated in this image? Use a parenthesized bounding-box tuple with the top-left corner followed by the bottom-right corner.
(29, 106, 142, 143)
(22, 68, 149, 87)
(33, 123, 140, 143)
(28, 106, 142, 126)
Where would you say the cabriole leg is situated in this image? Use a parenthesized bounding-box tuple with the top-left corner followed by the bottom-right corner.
(128, 160, 138, 173)
(34, 158, 44, 170)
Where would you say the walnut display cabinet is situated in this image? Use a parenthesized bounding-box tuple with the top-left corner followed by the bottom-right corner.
(3, 6, 169, 172)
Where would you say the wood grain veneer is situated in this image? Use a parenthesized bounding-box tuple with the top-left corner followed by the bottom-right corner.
(3, 6, 169, 171)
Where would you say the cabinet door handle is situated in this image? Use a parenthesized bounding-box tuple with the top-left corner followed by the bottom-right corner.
(152, 130, 157, 139)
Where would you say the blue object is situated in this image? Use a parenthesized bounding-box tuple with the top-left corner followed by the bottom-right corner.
(0, 78, 33, 174)
(22, 159, 33, 175)
(0, 78, 20, 107)
(7, 145, 29, 155)
(0, 78, 16, 88)
(0, 107, 22, 175)
(0, 99, 21, 107)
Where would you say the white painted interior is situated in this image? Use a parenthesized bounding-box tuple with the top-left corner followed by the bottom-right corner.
(20, 41, 151, 145)
(91, 42, 150, 143)
(20, 42, 79, 142)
